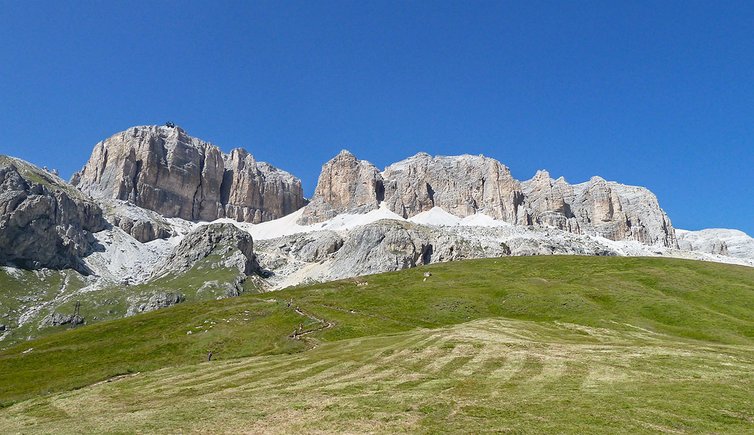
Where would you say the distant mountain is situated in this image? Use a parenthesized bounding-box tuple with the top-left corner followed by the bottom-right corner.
(300, 150, 677, 247)
(676, 228, 754, 259)
(0, 126, 751, 346)
(72, 125, 306, 228)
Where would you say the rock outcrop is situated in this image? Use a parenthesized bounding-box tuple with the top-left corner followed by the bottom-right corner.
(381, 153, 524, 222)
(677, 228, 754, 259)
(298, 150, 383, 224)
(301, 151, 677, 247)
(521, 173, 677, 247)
(40, 311, 85, 328)
(127, 292, 185, 316)
(158, 222, 259, 277)
(0, 156, 107, 272)
(100, 199, 175, 243)
(255, 218, 627, 287)
(72, 125, 306, 224)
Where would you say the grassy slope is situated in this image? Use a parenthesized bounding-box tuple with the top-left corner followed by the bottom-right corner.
(1, 256, 753, 432)
(0, 249, 260, 348)
(0, 268, 89, 345)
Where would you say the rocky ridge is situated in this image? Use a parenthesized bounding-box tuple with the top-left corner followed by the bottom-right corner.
(299, 151, 677, 248)
(0, 156, 106, 272)
(157, 222, 260, 278)
(72, 125, 306, 230)
(677, 229, 754, 259)
(1, 137, 752, 347)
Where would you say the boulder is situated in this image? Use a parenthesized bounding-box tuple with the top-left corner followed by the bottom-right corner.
(40, 312, 85, 328)
(127, 292, 185, 316)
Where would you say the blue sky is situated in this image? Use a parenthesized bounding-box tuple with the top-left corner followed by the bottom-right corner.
(1, 1, 752, 234)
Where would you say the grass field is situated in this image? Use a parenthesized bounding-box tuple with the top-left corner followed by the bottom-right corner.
(1, 256, 753, 433)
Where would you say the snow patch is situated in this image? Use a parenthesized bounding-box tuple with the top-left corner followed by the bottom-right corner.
(409, 207, 462, 227)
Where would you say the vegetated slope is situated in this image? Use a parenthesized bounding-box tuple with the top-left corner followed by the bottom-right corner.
(0, 223, 263, 348)
(1, 257, 753, 432)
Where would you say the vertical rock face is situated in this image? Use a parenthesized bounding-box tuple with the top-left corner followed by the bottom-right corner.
(301, 151, 677, 248)
(520, 170, 580, 232)
(298, 150, 383, 224)
(222, 149, 306, 223)
(382, 153, 524, 222)
(72, 125, 305, 223)
(571, 177, 677, 247)
(0, 156, 106, 271)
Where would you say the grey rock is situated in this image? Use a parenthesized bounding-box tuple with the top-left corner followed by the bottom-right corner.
(676, 228, 754, 258)
(301, 151, 677, 247)
(298, 150, 383, 224)
(520, 173, 678, 247)
(72, 125, 306, 224)
(40, 312, 84, 328)
(255, 216, 649, 288)
(381, 153, 524, 222)
(222, 148, 307, 223)
(0, 156, 107, 272)
(101, 199, 174, 243)
(128, 292, 185, 315)
(269, 231, 345, 263)
(158, 223, 259, 277)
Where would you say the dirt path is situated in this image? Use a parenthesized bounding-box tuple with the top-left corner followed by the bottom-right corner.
(289, 306, 335, 340)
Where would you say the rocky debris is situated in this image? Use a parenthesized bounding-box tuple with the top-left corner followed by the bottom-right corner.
(301, 151, 677, 247)
(127, 292, 185, 316)
(82, 225, 176, 285)
(677, 228, 754, 259)
(268, 231, 344, 263)
(0, 156, 107, 272)
(157, 223, 259, 277)
(72, 125, 306, 224)
(254, 216, 655, 288)
(100, 199, 174, 243)
(298, 150, 383, 224)
(40, 311, 84, 328)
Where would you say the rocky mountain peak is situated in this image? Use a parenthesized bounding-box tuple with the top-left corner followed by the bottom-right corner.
(0, 156, 106, 272)
(300, 151, 678, 248)
(72, 125, 306, 227)
(297, 150, 383, 224)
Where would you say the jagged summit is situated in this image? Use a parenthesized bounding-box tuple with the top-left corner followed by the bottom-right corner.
(298, 149, 383, 224)
(299, 150, 678, 247)
(72, 125, 306, 226)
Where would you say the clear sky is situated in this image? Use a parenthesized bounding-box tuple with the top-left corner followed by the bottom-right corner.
(1, 1, 752, 234)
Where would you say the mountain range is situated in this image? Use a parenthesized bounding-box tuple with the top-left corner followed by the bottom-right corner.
(1, 124, 752, 346)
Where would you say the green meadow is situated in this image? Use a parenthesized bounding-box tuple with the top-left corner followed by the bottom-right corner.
(1, 256, 752, 433)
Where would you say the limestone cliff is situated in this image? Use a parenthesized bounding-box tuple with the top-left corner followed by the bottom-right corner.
(298, 150, 383, 224)
(72, 125, 306, 224)
(301, 151, 677, 248)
